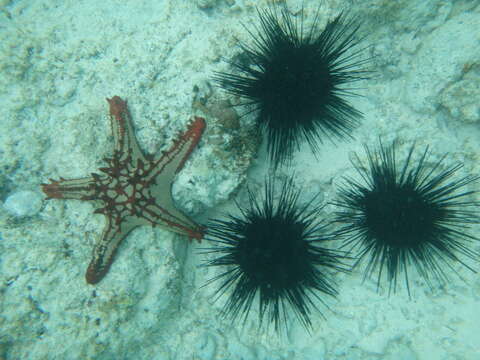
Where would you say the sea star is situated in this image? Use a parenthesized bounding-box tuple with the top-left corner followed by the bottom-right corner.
(42, 96, 205, 284)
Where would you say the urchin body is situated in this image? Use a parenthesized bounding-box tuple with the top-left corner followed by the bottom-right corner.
(201, 177, 347, 331)
(333, 142, 480, 294)
(215, 6, 369, 166)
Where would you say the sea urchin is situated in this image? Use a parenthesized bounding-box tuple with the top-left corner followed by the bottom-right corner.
(214, 5, 370, 167)
(200, 176, 347, 331)
(333, 141, 480, 294)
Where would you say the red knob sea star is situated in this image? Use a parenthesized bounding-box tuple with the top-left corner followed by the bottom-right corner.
(42, 96, 205, 284)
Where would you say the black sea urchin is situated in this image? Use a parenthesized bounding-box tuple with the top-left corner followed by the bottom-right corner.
(214, 5, 370, 167)
(333, 141, 480, 294)
(200, 177, 347, 331)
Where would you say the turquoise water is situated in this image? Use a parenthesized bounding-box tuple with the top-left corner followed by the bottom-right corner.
(0, 0, 479, 359)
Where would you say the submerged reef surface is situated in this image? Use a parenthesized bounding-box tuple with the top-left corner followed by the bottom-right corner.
(0, 0, 479, 359)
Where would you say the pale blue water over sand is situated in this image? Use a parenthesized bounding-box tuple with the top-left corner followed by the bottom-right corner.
(0, 0, 479, 359)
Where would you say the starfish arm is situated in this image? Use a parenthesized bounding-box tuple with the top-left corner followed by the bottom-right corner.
(41, 176, 98, 200)
(140, 199, 204, 240)
(145, 116, 206, 240)
(85, 217, 138, 284)
(149, 116, 206, 181)
(106, 96, 144, 161)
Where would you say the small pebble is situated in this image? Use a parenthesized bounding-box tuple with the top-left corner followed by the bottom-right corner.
(3, 190, 43, 217)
